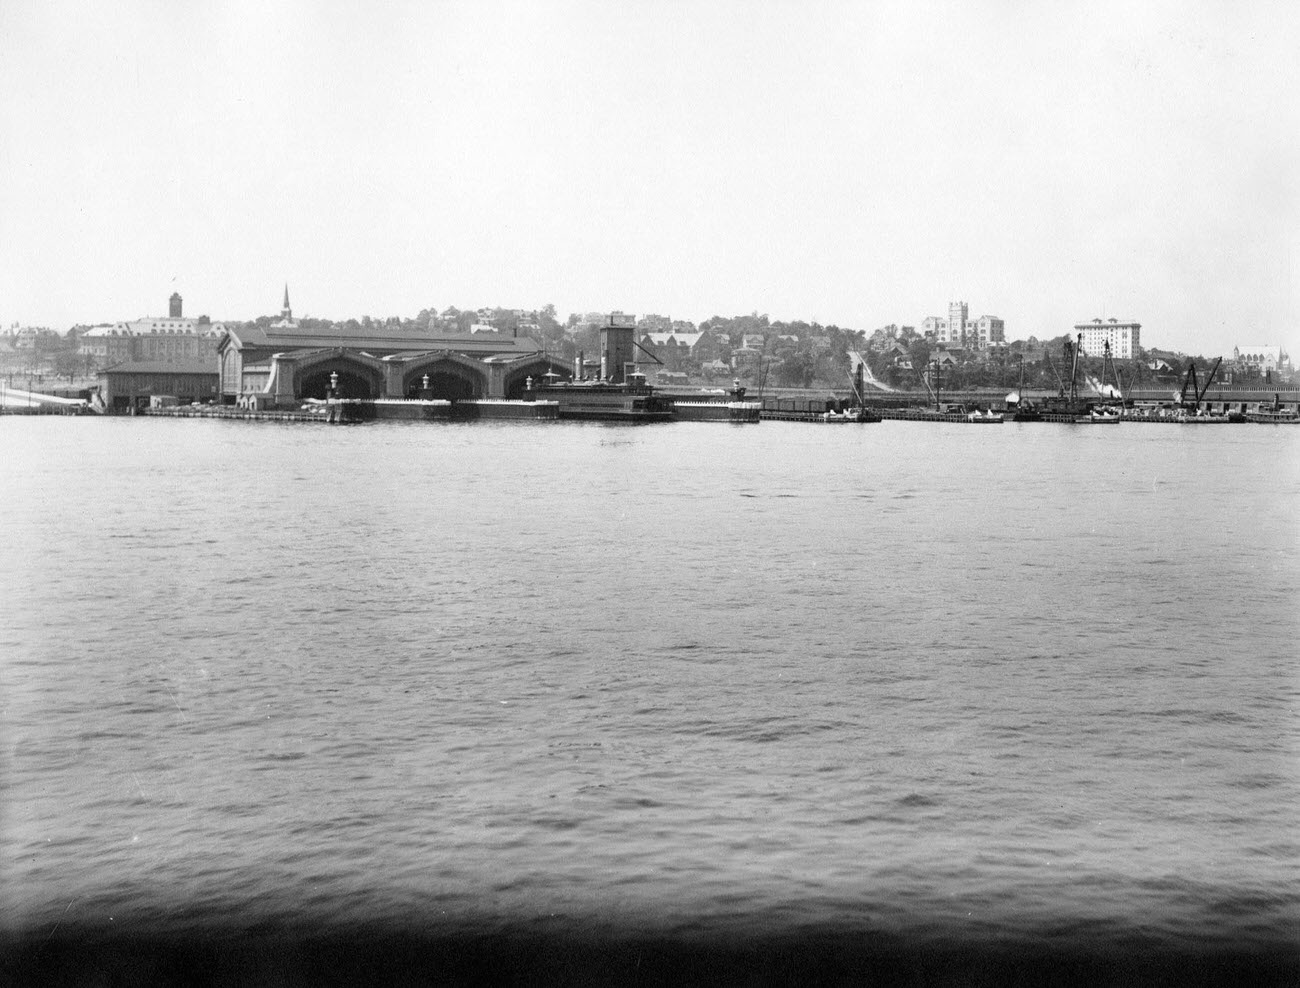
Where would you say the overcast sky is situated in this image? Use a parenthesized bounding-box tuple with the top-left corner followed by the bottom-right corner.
(2, 0, 1297, 356)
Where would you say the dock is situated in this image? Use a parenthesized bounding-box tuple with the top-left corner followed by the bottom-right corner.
(145, 405, 330, 423)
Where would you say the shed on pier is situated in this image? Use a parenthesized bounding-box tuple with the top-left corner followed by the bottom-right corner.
(99, 360, 219, 412)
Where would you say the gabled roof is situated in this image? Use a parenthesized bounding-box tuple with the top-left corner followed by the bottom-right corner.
(224, 323, 544, 357)
(642, 331, 705, 348)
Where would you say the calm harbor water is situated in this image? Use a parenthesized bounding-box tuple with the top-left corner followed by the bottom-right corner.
(2, 416, 1298, 982)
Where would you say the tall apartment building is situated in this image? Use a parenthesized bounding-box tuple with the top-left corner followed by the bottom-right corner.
(1074, 318, 1141, 359)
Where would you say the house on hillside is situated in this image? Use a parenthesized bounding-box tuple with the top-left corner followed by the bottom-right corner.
(885, 340, 913, 370)
(637, 330, 706, 372)
(731, 343, 761, 373)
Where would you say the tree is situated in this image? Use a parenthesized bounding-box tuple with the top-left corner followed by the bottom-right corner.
(53, 350, 83, 383)
(537, 304, 564, 345)
(907, 340, 932, 380)
(570, 322, 600, 362)
(773, 346, 814, 388)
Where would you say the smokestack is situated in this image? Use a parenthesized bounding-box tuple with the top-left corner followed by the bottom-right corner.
(575, 350, 584, 380)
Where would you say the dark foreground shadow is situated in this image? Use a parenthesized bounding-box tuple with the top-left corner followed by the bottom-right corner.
(3, 922, 1298, 987)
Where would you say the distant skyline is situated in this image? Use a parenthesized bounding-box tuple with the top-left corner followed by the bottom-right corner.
(2, 1, 1297, 357)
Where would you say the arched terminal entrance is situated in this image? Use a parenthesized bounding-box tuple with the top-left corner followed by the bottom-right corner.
(300, 365, 379, 399)
(503, 360, 572, 399)
(409, 371, 478, 401)
(402, 359, 486, 401)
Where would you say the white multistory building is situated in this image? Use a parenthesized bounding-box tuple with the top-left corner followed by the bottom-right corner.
(921, 301, 1005, 349)
(1074, 318, 1141, 359)
(1233, 345, 1288, 373)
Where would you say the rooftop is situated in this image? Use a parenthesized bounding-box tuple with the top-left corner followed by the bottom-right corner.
(224, 324, 545, 356)
(101, 360, 218, 375)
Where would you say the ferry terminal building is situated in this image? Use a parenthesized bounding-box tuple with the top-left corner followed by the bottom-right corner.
(216, 293, 574, 408)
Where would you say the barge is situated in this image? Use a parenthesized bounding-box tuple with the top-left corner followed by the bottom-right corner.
(535, 376, 673, 422)
(664, 382, 762, 423)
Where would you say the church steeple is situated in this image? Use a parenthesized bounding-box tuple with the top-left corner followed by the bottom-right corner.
(271, 283, 298, 329)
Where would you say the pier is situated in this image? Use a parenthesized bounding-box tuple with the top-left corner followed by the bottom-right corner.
(145, 405, 330, 423)
(16, 381, 1300, 427)
(141, 398, 559, 424)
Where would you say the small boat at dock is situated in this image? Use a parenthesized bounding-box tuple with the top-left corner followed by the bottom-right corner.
(921, 361, 1000, 423)
(821, 406, 880, 423)
(1245, 395, 1300, 424)
(821, 363, 881, 422)
(1076, 406, 1122, 424)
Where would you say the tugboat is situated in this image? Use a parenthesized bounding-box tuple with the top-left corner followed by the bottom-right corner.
(1245, 393, 1300, 424)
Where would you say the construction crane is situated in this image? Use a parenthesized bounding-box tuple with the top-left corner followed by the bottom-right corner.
(1178, 356, 1223, 409)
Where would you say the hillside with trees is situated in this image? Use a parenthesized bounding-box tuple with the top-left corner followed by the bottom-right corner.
(5, 304, 1292, 394)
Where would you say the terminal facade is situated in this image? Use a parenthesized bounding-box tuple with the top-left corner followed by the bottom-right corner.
(215, 302, 574, 408)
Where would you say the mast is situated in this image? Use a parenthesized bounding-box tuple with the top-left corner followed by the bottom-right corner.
(1103, 340, 1124, 405)
(1068, 334, 1081, 405)
(918, 357, 935, 405)
(1045, 350, 1065, 394)
(847, 353, 866, 408)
